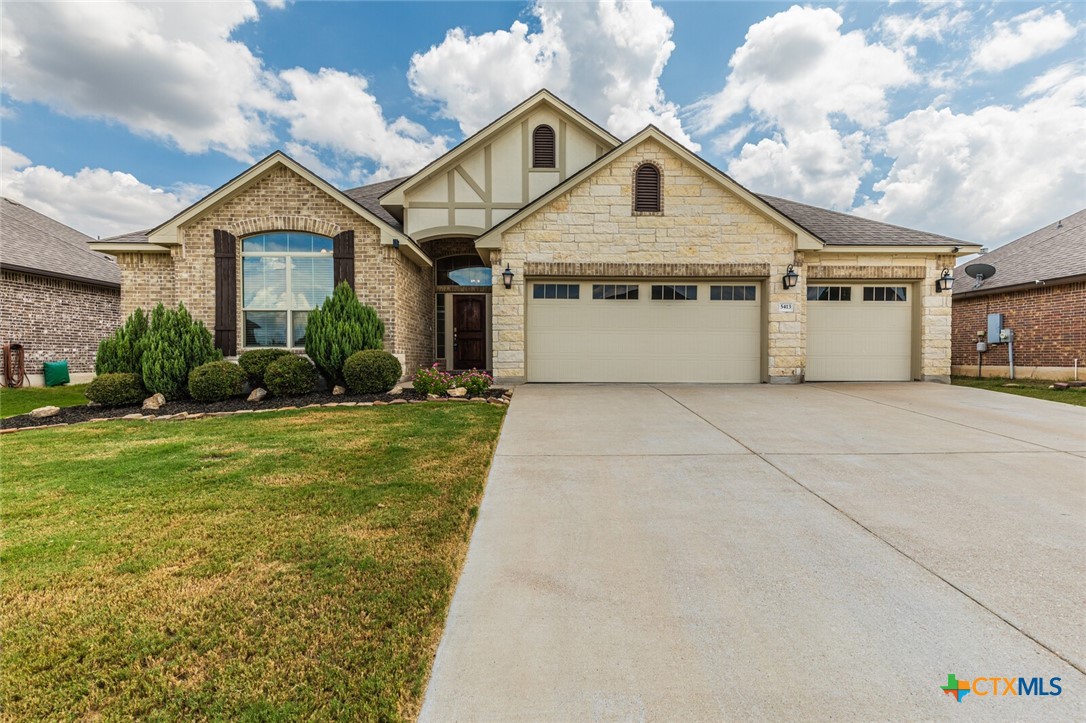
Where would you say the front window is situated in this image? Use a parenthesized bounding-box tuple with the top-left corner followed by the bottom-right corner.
(437, 255, 492, 287)
(242, 232, 334, 348)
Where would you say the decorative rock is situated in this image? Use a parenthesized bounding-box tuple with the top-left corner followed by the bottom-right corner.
(448, 387, 467, 398)
(388, 385, 403, 396)
(487, 397, 505, 405)
(427, 393, 440, 400)
(248, 387, 268, 402)
(446, 397, 468, 402)
(1052, 382, 1070, 390)
(373, 400, 388, 406)
(29, 406, 61, 418)
(87, 401, 101, 408)
(470, 397, 487, 403)
(142, 393, 166, 411)
(1, 428, 20, 435)
(332, 385, 347, 396)
(389, 398, 407, 405)
(122, 413, 144, 420)
(151, 414, 174, 422)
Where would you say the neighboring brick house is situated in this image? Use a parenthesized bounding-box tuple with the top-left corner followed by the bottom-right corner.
(92, 91, 979, 385)
(0, 197, 121, 385)
(952, 208, 1086, 380)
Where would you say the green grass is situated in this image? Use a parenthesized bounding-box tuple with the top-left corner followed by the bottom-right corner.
(951, 376, 1086, 407)
(0, 384, 89, 418)
(1, 403, 506, 721)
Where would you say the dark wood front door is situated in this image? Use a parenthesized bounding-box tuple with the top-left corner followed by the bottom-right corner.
(453, 295, 487, 370)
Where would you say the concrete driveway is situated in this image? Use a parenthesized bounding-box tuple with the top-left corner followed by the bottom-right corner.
(421, 383, 1086, 721)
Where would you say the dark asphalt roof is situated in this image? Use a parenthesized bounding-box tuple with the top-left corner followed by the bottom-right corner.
(342, 177, 408, 231)
(0, 197, 120, 287)
(954, 207, 1086, 295)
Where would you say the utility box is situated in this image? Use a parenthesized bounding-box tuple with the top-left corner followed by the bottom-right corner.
(987, 313, 1004, 344)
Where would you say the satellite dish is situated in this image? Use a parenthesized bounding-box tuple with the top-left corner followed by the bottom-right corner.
(964, 263, 996, 289)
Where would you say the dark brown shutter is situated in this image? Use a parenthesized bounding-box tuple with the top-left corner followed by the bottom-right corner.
(333, 230, 355, 290)
(634, 164, 661, 212)
(213, 229, 237, 356)
(532, 125, 556, 168)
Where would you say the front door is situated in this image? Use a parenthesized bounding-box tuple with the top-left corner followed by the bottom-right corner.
(453, 295, 487, 370)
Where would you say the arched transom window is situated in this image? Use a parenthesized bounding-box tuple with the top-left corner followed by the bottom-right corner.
(633, 163, 662, 213)
(532, 124, 556, 168)
(242, 231, 334, 348)
(437, 255, 492, 287)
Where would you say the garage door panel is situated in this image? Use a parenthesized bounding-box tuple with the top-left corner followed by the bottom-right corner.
(807, 284, 912, 382)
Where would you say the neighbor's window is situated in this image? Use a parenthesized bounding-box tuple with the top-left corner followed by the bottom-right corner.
(242, 231, 334, 348)
(633, 163, 661, 213)
(437, 255, 492, 287)
(592, 284, 639, 300)
(533, 283, 580, 299)
(863, 286, 907, 301)
(532, 124, 556, 168)
(651, 284, 697, 300)
(710, 285, 757, 301)
(807, 286, 852, 302)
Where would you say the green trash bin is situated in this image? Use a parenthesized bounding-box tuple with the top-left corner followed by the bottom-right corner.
(43, 360, 70, 387)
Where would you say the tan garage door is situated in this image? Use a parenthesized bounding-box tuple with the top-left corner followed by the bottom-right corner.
(806, 283, 913, 381)
(526, 280, 761, 382)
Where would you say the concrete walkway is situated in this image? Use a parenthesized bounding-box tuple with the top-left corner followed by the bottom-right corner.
(421, 383, 1086, 721)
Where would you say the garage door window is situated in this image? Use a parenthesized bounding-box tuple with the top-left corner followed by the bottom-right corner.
(532, 283, 580, 299)
(710, 285, 756, 301)
(592, 284, 639, 300)
(807, 286, 852, 301)
(863, 286, 907, 301)
(651, 284, 697, 300)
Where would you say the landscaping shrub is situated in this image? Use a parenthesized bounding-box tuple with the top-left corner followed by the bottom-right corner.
(412, 363, 454, 396)
(455, 369, 493, 396)
(85, 373, 146, 406)
(187, 361, 247, 402)
(343, 350, 402, 395)
(140, 303, 221, 399)
(304, 281, 385, 384)
(96, 307, 149, 375)
(264, 354, 317, 397)
(238, 348, 291, 388)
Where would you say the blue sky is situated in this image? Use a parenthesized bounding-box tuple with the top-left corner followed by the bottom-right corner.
(1, 1, 1083, 247)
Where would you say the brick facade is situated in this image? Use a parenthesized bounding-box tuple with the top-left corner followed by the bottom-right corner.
(0, 270, 120, 377)
(952, 282, 1086, 378)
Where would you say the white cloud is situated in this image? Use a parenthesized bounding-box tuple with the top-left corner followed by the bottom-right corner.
(407, 0, 697, 148)
(688, 6, 915, 209)
(857, 67, 1086, 244)
(1, 146, 202, 238)
(972, 8, 1078, 73)
(878, 6, 971, 48)
(0, 1, 282, 160)
(278, 68, 449, 182)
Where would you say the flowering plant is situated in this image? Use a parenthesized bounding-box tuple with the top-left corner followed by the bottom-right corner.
(455, 368, 493, 396)
(413, 363, 454, 396)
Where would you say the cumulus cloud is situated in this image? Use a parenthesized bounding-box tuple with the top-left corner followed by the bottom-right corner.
(688, 6, 915, 209)
(857, 66, 1086, 244)
(1, 146, 202, 238)
(878, 6, 972, 48)
(972, 8, 1078, 73)
(408, 0, 696, 148)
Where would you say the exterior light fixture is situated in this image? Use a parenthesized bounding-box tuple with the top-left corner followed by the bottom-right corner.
(936, 268, 954, 293)
(392, 238, 400, 248)
(782, 264, 799, 290)
(502, 263, 515, 289)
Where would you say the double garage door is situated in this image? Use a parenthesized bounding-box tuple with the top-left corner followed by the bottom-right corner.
(526, 280, 761, 383)
(526, 279, 915, 383)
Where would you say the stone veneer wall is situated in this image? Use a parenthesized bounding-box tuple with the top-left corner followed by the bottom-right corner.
(0, 270, 121, 376)
(490, 137, 954, 383)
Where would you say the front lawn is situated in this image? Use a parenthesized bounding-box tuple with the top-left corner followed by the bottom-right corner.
(1, 404, 505, 720)
(951, 376, 1086, 407)
(0, 383, 89, 418)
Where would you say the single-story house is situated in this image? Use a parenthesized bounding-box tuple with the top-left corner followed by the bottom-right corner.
(952, 208, 1086, 380)
(0, 197, 121, 385)
(91, 91, 979, 386)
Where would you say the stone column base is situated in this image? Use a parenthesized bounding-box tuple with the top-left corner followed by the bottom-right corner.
(768, 374, 804, 384)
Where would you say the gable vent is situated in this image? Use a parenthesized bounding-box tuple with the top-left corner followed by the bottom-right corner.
(634, 163, 661, 213)
(532, 125, 556, 168)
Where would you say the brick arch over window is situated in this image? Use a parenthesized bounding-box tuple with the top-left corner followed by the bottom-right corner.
(229, 215, 342, 239)
(633, 162, 662, 214)
(532, 124, 556, 168)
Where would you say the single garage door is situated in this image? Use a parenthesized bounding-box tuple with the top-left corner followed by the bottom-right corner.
(806, 283, 913, 381)
(526, 280, 761, 382)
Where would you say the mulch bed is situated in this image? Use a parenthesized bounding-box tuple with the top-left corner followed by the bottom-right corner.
(1, 387, 508, 431)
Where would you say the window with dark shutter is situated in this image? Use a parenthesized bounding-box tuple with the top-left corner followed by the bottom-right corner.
(633, 163, 661, 213)
(213, 229, 238, 356)
(333, 230, 355, 290)
(532, 125, 556, 168)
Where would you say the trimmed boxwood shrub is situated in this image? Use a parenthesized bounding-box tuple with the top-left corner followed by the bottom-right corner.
(264, 354, 317, 397)
(188, 361, 247, 402)
(304, 281, 385, 384)
(86, 373, 146, 406)
(96, 307, 149, 375)
(141, 303, 221, 399)
(343, 350, 402, 394)
(237, 348, 291, 387)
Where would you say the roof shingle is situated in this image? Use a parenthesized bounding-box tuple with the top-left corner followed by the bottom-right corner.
(0, 197, 120, 287)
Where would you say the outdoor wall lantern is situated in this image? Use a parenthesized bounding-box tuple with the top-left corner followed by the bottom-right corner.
(936, 268, 954, 293)
(502, 263, 515, 289)
(782, 264, 799, 290)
